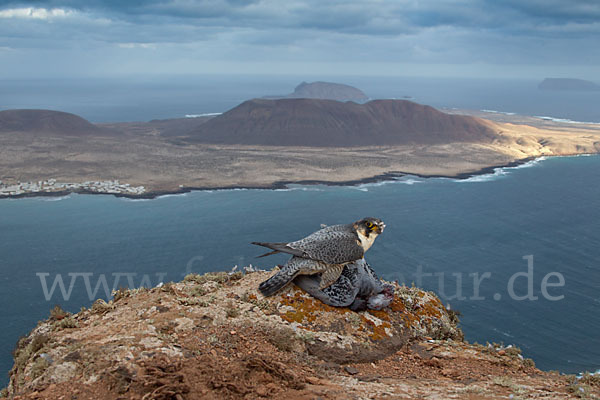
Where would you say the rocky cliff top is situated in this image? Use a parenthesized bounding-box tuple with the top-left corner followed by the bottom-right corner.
(4, 270, 598, 399)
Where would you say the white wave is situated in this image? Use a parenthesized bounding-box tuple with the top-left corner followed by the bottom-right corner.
(156, 192, 189, 199)
(456, 157, 547, 183)
(456, 168, 508, 183)
(185, 113, 222, 118)
(481, 109, 516, 116)
(508, 157, 547, 169)
(120, 198, 151, 202)
(347, 186, 369, 192)
(284, 186, 324, 192)
(38, 194, 73, 201)
(395, 178, 422, 185)
(534, 115, 600, 125)
(492, 327, 514, 338)
(577, 369, 600, 379)
(350, 176, 424, 190)
(356, 181, 391, 190)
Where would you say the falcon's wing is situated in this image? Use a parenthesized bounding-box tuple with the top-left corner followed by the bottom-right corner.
(318, 264, 345, 289)
(288, 228, 363, 264)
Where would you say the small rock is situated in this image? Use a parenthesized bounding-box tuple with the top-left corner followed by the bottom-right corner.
(305, 376, 322, 385)
(358, 374, 381, 382)
(40, 353, 54, 364)
(320, 362, 340, 371)
(344, 366, 359, 375)
(63, 351, 81, 362)
(498, 350, 506, 356)
(425, 357, 442, 368)
(48, 362, 79, 384)
(255, 384, 269, 397)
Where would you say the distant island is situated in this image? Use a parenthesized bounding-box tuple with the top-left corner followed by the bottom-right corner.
(265, 81, 369, 102)
(1, 99, 600, 198)
(538, 78, 600, 91)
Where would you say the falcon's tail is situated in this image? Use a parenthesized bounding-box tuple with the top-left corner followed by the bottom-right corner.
(255, 249, 280, 258)
(251, 241, 305, 258)
(258, 267, 301, 297)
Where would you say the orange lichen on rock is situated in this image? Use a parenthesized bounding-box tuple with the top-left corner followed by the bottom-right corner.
(390, 296, 407, 312)
(273, 282, 458, 345)
(366, 309, 391, 322)
(278, 290, 350, 325)
(362, 317, 392, 341)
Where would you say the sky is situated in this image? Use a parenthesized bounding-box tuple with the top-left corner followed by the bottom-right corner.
(0, 0, 598, 79)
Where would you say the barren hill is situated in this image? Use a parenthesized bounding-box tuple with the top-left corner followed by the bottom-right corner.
(183, 98, 499, 146)
(101, 115, 215, 137)
(0, 109, 111, 136)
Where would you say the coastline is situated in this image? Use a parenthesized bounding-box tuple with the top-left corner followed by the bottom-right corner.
(3, 108, 600, 201)
(0, 156, 546, 201)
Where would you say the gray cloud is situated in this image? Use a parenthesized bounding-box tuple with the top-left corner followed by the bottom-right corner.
(0, 0, 598, 78)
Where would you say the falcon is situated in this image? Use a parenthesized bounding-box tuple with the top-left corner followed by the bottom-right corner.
(253, 217, 385, 296)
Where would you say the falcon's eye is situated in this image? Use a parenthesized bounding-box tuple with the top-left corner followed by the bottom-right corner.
(366, 221, 374, 228)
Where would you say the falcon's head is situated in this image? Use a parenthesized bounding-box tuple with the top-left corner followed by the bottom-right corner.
(354, 217, 385, 237)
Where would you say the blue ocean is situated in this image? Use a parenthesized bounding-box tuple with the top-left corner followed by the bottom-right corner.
(1, 155, 599, 384)
(1, 75, 600, 385)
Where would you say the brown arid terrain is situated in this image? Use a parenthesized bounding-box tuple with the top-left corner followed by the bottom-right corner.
(185, 99, 499, 146)
(4, 270, 599, 399)
(1, 102, 600, 197)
